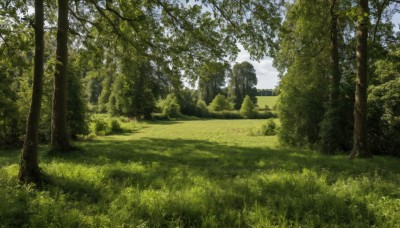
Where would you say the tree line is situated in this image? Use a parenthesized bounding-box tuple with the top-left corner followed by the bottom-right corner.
(274, 0, 399, 156)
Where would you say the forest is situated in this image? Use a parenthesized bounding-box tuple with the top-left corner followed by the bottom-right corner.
(1, 0, 399, 227)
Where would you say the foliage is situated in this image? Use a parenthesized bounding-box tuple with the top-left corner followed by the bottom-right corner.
(176, 88, 198, 116)
(275, 0, 331, 148)
(209, 110, 242, 119)
(1, 119, 400, 227)
(91, 118, 110, 136)
(0, 64, 20, 147)
(240, 95, 257, 119)
(162, 94, 181, 118)
(90, 115, 130, 136)
(67, 58, 90, 138)
(229, 62, 258, 109)
(260, 119, 277, 136)
(195, 99, 210, 118)
(198, 62, 229, 104)
(208, 94, 233, 112)
(368, 48, 400, 156)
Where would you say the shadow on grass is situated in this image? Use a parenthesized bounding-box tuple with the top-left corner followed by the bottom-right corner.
(1, 137, 398, 226)
(50, 138, 383, 226)
(61, 137, 400, 178)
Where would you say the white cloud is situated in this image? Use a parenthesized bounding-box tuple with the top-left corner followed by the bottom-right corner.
(234, 45, 279, 89)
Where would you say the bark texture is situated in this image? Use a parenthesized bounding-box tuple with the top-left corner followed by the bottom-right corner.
(19, 0, 44, 184)
(350, 0, 370, 159)
(51, 0, 71, 151)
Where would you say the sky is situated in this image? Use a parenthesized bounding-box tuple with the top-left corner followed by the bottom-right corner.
(234, 45, 279, 89)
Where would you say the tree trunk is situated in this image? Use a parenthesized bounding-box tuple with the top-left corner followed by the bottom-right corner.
(51, 0, 71, 152)
(350, 0, 370, 159)
(321, 0, 342, 154)
(19, 0, 44, 184)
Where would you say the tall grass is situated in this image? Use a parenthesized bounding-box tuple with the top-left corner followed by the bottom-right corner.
(0, 119, 399, 227)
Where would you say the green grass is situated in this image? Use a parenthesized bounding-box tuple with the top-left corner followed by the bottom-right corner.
(257, 96, 279, 109)
(1, 119, 399, 227)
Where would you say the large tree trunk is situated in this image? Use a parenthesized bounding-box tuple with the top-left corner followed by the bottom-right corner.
(321, 0, 342, 154)
(350, 0, 370, 159)
(51, 0, 71, 152)
(19, 0, 44, 184)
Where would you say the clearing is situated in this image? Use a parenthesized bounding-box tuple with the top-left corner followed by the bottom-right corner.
(1, 119, 399, 227)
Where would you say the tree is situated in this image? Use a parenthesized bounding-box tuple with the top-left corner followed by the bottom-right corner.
(368, 47, 400, 156)
(320, 0, 343, 154)
(162, 94, 181, 118)
(208, 94, 233, 112)
(350, 0, 370, 159)
(107, 49, 156, 119)
(198, 62, 229, 104)
(19, 0, 44, 183)
(67, 56, 89, 138)
(274, 0, 331, 148)
(240, 95, 256, 119)
(51, 0, 71, 152)
(229, 62, 258, 109)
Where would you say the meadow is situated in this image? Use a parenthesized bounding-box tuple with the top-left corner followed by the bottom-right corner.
(1, 119, 399, 227)
(256, 96, 279, 110)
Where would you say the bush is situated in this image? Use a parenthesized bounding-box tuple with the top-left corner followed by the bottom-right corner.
(195, 99, 210, 117)
(240, 95, 257, 119)
(92, 118, 111, 136)
(109, 119, 123, 133)
(90, 115, 129, 136)
(67, 61, 90, 138)
(163, 102, 181, 118)
(176, 88, 197, 116)
(255, 111, 277, 119)
(161, 94, 181, 118)
(208, 94, 233, 111)
(209, 110, 242, 119)
(260, 119, 277, 136)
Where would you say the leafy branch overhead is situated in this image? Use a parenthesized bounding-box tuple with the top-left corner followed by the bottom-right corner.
(67, 0, 282, 78)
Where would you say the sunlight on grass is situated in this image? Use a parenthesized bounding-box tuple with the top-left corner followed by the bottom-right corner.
(1, 119, 399, 227)
(257, 96, 278, 109)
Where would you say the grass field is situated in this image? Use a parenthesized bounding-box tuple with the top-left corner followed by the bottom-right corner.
(1, 119, 399, 227)
(257, 96, 279, 109)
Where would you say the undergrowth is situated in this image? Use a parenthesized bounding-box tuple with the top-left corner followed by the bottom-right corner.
(0, 119, 399, 227)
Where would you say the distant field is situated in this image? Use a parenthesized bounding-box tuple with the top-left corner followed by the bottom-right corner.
(257, 96, 278, 109)
(1, 119, 399, 227)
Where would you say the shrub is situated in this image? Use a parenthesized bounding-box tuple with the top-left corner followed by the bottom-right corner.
(92, 118, 111, 136)
(209, 110, 242, 119)
(255, 111, 277, 119)
(195, 99, 209, 117)
(67, 63, 90, 138)
(109, 119, 123, 133)
(208, 94, 233, 111)
(162, 94, 181, 118)
(176, 88, 197, 116)
(260, 119, 277, 136)
(240, 95, 257, 119)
